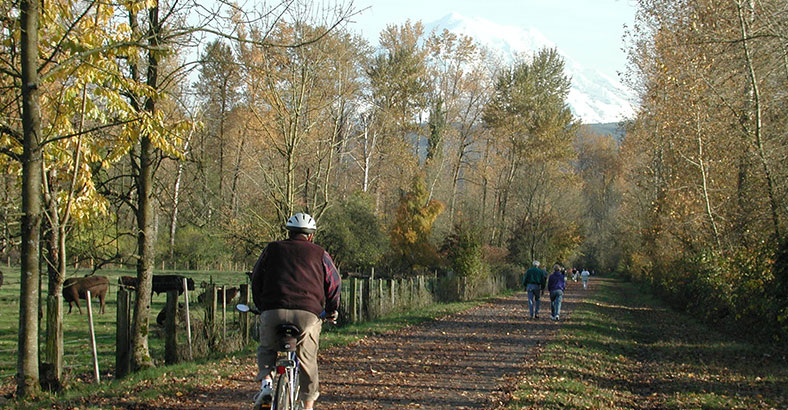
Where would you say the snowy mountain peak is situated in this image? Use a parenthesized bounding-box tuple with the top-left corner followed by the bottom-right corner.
(424, 13, 635, 124)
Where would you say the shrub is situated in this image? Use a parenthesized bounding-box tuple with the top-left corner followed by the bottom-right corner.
(388, 174, 444, 272)
(637, 243, 785, 342)
(319, 192, 388, 273)
(441, 225, 487, 279)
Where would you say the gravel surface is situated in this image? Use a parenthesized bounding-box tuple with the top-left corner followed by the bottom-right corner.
(176, 284, 583, 409)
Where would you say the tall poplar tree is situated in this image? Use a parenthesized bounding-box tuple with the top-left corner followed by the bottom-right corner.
(17, 0, 43, 397)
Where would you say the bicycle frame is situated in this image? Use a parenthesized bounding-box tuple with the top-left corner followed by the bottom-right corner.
(272, 351, 300, 410)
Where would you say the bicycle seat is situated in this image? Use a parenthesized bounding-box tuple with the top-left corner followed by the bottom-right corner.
(276, 324, 300, 352)
(277, 324, 301, 336)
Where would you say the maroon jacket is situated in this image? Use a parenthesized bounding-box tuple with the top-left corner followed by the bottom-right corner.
(251, 236, 341, 317)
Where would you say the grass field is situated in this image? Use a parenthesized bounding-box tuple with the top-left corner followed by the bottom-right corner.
(507, 277, 788, 410)
(0, 266, 249, 387)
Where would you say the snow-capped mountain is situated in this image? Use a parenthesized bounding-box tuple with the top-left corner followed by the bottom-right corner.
(425, 13, 635, 124)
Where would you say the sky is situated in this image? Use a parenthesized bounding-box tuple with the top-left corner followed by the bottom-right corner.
(347, 0, 639, 80)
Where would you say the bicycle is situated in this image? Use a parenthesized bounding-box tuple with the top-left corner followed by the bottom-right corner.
(238, 304, 333, 410)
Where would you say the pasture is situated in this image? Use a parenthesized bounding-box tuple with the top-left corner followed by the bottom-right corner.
(0, 266, 249, 388)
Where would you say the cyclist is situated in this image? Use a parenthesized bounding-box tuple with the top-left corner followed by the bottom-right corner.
(251, 212, 341, 410)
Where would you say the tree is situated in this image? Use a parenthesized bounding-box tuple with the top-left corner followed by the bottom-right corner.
(319, 192, 388, 272)
(575, 131, 624, 272)
(365, 21, 429, 211)
(483, 48, 578, 247)
(617, 0, 788, 340)
(2, 0, 173, 388)
(16, 0, 43, 396)
(196, 39, 241, 199)
(389, 174, 444, 272)
(441, 223, 487, 279)
(423, 29, 494, 227)
(122, 0, 192, 371)
(239, 21, 359, 227)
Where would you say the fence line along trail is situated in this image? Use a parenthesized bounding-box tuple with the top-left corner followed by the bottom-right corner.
(173, 289, 579, 410)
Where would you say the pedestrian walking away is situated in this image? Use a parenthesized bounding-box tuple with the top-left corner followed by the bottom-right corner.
(547, 264, 566, 321)
(522, 260, 547, 319)
(581, 268, 590, 289)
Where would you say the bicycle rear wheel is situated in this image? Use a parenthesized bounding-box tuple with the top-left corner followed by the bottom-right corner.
(274, 372, 291, 410)
(292, 368, 301, 409)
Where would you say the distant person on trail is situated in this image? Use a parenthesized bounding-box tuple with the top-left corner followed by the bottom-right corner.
(251, 212, 341, 410)
(522, 260, 547, 319)
(581, 268, 590, 289)
(548, 264, 566, 321)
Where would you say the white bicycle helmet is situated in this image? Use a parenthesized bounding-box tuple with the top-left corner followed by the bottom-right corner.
(285, 212, 316, 234)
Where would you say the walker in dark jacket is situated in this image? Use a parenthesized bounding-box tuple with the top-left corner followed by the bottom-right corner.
(522, 261, 547, 319)
(547, 268, 566, 320)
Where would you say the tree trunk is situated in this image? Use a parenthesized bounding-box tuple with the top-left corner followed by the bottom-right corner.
(132, 136, 155, 371)
(17, 0, 42, 397)
(361, 122, 376, 193)
(230, 133, 245, 218)
(736, 1, 781, 239)
(131, 1, 160, 371)
(41, 172, 65, 391)
(694, 113, 721, 249)
(169, 136, 190, 261)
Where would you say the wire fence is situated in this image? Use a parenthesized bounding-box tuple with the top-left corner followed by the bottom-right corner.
(0, 335, 116, 379)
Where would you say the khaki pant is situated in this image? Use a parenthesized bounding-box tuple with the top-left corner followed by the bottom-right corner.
(256, 309, 322, 402)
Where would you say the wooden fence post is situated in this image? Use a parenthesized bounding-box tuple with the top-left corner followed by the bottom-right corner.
(222, 286, 228, 339)
(356, 278, 363, 322)
(349, 278, 357, 323)
(205, 283, 217, 343)
(86, 290, 100, 383)
(165, 290, 178, 364)
(397, 279, 403, 309)
(409, 278, 414, 306)
(183, 277, 192, 360)
(417, 276, 423, 305)
(378, 279, 384, 318)
(362, 278, 370, 320)
(116, 287, 132, 378)
(239, 284, 250, 345)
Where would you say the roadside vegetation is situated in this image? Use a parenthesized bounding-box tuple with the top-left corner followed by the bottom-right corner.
(507, 278, 787, 410)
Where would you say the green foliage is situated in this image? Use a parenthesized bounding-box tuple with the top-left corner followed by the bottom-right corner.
(389, 174, 444, 272)
(492, 262, 525, 289)
(484, 47, 576, 159)
(640, 245, 786, 342)
(67, 214, 136, 268)
(170, 225, 229, 270)
(426, 97, 446, 161)
(507, 212, 580, 268)
(319, 192, 388, 272)
(441, 224, 487, 279)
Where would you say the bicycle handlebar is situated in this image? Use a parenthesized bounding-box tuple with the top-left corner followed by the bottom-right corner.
(236, 304, 261, 315)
